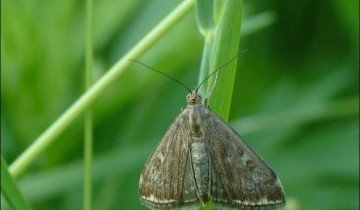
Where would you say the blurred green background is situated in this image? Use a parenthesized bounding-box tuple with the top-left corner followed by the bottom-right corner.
(1, 0, 359, 209)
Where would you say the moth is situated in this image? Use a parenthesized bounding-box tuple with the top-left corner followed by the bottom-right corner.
(134, 59, 286, 209)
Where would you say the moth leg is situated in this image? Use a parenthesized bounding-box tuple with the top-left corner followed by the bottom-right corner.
(204, 98, 208, 106)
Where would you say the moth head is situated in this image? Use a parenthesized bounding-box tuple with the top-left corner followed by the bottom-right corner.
(187, 90, 202, 105)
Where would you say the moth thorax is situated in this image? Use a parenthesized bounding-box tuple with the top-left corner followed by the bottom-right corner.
(191, 142, 210, 202)
(189, 105, 204, 137)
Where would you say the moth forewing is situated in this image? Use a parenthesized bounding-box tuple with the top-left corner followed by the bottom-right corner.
(139, 108, 200, 208)
(206, 108, 286, 208)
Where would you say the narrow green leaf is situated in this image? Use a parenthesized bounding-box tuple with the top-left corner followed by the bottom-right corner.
(1, 157, 31, 210)
(203, 0, 243, 121)
(195, 0, 242, 208)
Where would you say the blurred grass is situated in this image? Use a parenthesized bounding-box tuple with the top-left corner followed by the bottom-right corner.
(1, 0, 359, 210)
(7, 0, 195, 179)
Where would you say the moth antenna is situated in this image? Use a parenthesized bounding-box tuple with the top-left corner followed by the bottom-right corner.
(195, 54, 239, 93)
(129, 59, 192, 93)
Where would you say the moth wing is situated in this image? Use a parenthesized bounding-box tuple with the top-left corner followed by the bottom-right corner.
(206, 111, 286, 209)
(139, 112, 198, 209)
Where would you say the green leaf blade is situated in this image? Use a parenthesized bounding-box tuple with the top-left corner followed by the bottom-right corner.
(1, 157, 31, 210)
(205, 0, 243, 121)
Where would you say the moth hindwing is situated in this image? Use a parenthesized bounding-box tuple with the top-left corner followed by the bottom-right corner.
(139, 91, 286, 209)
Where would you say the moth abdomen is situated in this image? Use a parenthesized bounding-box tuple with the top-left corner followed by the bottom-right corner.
(190, 142, 210, 203)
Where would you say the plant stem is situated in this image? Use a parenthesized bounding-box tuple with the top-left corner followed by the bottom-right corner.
(84, 0, 93, 209)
